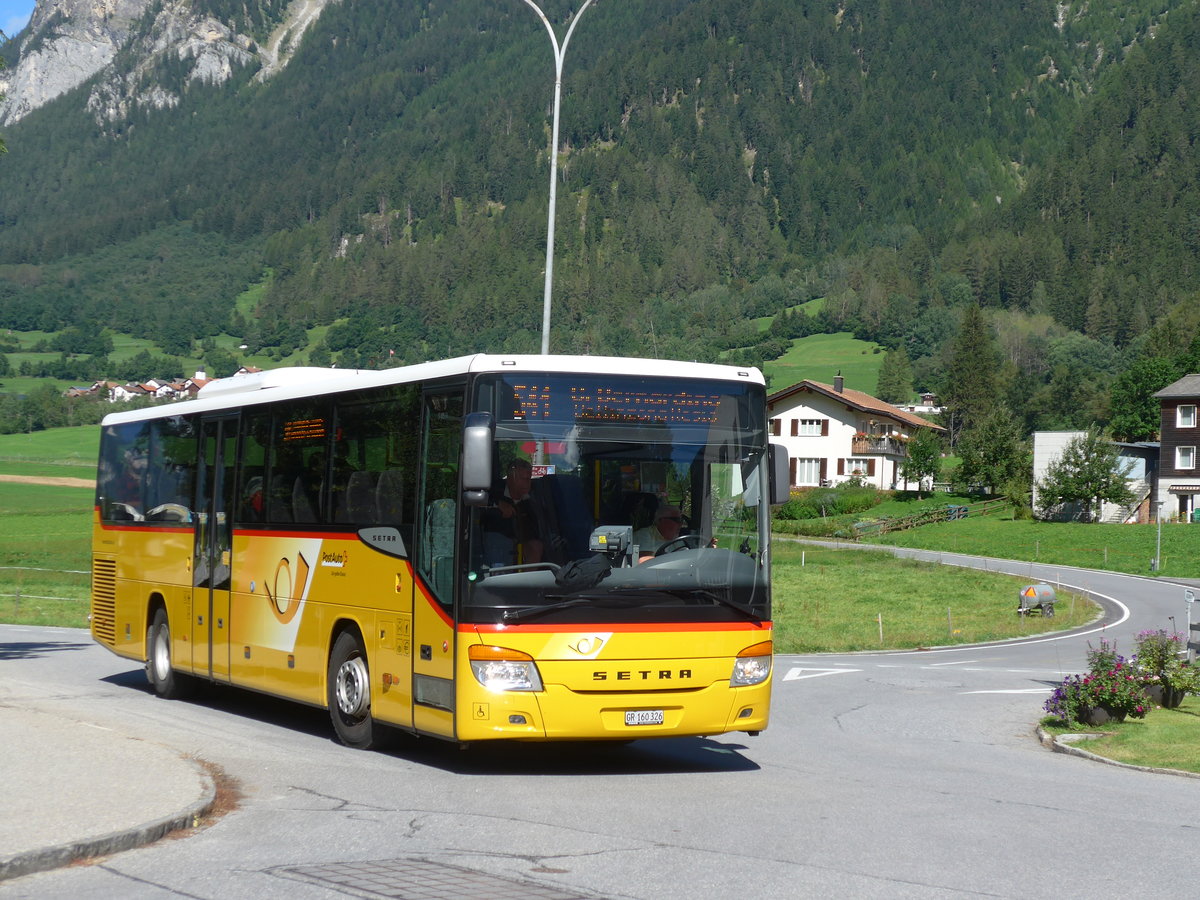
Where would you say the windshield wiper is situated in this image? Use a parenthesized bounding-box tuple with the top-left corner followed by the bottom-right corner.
(501, 589, 763, 624)
(501, 593, 649, 623)
(478, 561, 560, 580)
(622, 587, 763, 623)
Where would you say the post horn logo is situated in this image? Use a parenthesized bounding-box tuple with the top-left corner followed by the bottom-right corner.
(568, 634, 610, 657)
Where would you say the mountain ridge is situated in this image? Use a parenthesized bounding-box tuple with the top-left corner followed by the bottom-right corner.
(0, 0, 330, 125)
(2, 0, 1199, 442)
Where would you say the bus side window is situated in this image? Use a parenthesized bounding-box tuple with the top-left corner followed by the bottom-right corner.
(98, 422, 150, 522)
(423, 499, 456, 600)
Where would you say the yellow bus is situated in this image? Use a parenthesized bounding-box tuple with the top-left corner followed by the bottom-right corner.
(90, 354, 787, 748)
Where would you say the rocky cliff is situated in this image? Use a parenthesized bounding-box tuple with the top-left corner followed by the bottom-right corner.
(0, 0, 333, 126)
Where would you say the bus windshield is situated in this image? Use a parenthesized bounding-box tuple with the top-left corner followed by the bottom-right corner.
(464, 373, 770, 625)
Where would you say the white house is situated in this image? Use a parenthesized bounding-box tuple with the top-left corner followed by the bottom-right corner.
(767, 375, 944, 490)
(1031, 431, 1157, 523)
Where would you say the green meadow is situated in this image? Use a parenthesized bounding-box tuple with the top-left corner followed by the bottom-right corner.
(0, 427, 1098, 649)
(763, 331, 886, 394)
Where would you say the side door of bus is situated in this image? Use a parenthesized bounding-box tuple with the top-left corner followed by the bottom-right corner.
(411, 387, 463, 737)
(192, 414, 237, 682)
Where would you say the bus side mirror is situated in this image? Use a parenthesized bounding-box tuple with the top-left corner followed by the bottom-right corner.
(769, 443, 789, 505)
(462, 412, 494, 507)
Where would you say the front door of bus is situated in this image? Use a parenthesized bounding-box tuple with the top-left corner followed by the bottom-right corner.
(193, 415, 236, 682)
(412, 388, 462, 736)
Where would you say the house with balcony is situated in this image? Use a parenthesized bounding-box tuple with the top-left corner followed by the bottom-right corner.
(767, 375, 944, 490)
(1154, 373, 1200, 522)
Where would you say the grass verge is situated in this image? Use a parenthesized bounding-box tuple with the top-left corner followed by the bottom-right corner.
(1041, 696, 1200, 774)
(771, 543, 1095, 653)
(874, 508, 1200, 579)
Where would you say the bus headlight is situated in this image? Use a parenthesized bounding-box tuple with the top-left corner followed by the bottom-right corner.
(468, 645, 544, 692)
(731, 641, 773, 687)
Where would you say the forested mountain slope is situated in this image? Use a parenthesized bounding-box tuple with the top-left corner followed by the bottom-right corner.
(0, 0, 1197, 408)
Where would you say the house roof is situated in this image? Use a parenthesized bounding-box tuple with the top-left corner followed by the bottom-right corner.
(768, 379, 945, 432)
(1154, 374, 1200, 398)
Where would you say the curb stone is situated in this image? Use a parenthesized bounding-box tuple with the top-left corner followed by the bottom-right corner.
(0, 757, 216, 882)
(1036, 725, 1200, 780)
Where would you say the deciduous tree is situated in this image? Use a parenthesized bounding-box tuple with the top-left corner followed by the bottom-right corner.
(1036, 427, 1134, 522)
(954, 404, 1028, 497)
(899, 427, 942, 494)
(1109, 357, 1178, 441)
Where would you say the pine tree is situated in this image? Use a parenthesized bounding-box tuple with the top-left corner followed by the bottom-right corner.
(875, 346, 914, 403)
(941, 304, 1000, 448)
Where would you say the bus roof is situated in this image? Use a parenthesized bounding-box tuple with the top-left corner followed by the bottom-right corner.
(99, 354, 764, 426)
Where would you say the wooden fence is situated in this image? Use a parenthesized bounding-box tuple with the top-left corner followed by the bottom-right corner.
(851, 498, 1010, 538)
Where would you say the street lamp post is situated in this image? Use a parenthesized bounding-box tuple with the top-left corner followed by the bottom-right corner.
(519, 0, 600, 355)
(1154, 499, 1164, 572)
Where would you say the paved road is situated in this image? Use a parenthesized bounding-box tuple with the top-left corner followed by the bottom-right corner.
(3, 555, 1199, 899)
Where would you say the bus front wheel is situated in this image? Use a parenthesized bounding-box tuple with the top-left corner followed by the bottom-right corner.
(146, 608, 191, 699)
(328, 630, 375, 749)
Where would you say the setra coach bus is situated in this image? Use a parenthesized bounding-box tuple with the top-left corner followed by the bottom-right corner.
(90, 354, 788, 748)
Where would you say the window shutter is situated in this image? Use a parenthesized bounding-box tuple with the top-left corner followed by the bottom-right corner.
(819, 459, 827, 482)
(771, 419, 781, 436)
(789, 458, 797, 485)
(821, 419, 829, 436)
(837, 459, 845, 476)
(791, 419, 799, 437)
(867, 459, 876, 477)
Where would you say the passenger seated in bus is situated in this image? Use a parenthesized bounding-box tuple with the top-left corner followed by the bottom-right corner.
(108, 449, 148, 519)
(241, 474, 265, 522)
(481, 458, 545, 567)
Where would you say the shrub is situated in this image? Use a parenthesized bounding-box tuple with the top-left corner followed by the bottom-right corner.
(1133, 629, 1200, 701)
(773, 483, 883, 521)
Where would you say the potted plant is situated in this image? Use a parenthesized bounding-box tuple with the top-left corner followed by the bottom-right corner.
(1044, 639, 1150, 726)
(1133, 629, 1198, 709)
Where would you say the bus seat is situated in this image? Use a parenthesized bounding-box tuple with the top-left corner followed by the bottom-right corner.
(376, 468, 407, 523)
(542, 473, 594, 560)
(340, 470, 379, 523)
(292, 477, 319, 523)
(622, 491, 658, 530)
(267, 474, 293, 522)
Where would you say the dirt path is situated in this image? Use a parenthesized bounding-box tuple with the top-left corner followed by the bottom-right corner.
(0, 474, 96, 489)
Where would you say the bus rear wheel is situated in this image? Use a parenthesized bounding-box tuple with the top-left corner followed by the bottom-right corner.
(328, 630, 375, 749)
(146, 608, 192, 699)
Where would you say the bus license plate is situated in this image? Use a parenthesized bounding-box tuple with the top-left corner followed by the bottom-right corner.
(625, 709, 664, 726)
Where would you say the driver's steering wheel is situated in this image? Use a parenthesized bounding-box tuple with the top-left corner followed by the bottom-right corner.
(654, 533, 707, 556)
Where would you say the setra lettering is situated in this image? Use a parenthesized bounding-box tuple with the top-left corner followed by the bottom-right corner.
(592, 669, 693, 681)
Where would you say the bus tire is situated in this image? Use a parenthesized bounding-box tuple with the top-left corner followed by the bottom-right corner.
(328, 630, 375, 749)
(146, 607, 192, 699)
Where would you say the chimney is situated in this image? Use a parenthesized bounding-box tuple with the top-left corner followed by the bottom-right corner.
(834, 372, 844, 393)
